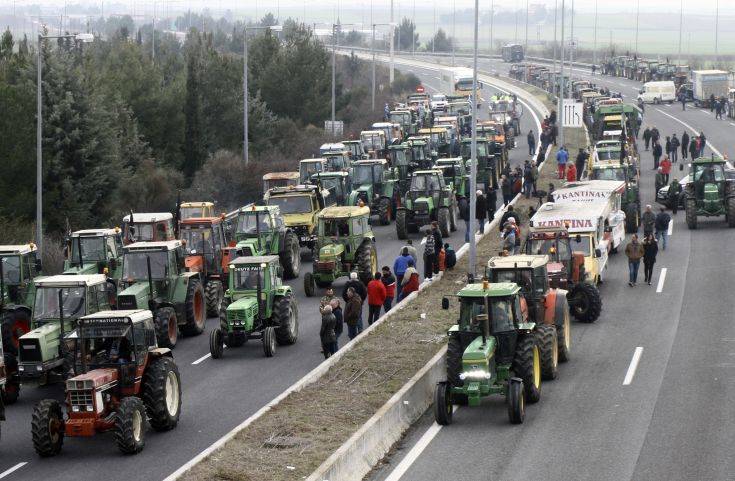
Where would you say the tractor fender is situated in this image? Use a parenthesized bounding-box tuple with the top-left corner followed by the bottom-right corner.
(4, 304, 31, 318)
(542, 290, 557, 325)
(274, 285, 292, 297)
(149, 347, 173, 358)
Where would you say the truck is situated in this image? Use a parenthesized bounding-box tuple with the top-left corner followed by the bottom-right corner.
(689, 70, 729, 107)
(501, 44, 524, 62)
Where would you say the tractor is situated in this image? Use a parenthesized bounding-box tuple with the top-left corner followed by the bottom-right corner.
(461, 137, 501, 191)
(435, 157, 469, 215)
(303, 206, 377, 296)
(388, 143, 418, 198)
(265, 184, 331, 253)
(179, 215, 233, 316)
(262, 172, 299, 195)
(299, 158, 327, 185)
(116, 241, 206, 348)
(31, 309, 181, 456)
(322, 150, 352, 172)
(406, 137, 434, 169)
(418, 127, 451, 157)
(122, 212, 175, 245)
(434, 281, 543, 425)
(312, 171, 351, 206)
(63, 228, 124, 278)
(395, 169, 457, 239)
(524, 226, 603, 323)
(684, 156, 735, 229)
(342, 140, 369, 161)
(178, 202, 215, 220)
(0, 244, 43, 404)
(232, 205, 300, 279)
(485, 255, 571, 374)
(209, 255, 298, 358)
(348, 159, 398, 225)
(390, 109, 418, 138)
(17, 274, 113, 386)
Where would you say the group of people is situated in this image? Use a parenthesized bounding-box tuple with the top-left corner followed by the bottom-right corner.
(644, 127, 706, 167)
(555, 145, 589, 182)
(625, 205, 671, 286)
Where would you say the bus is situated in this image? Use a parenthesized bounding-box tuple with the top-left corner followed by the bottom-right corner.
(439, 67, 482, 105)
(501, 44, 524, 62)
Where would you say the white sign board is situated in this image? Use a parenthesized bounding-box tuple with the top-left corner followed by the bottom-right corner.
(562, 100, 584, 127)
(324, 120, 344, 135)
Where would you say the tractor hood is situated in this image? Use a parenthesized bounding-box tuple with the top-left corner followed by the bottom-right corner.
(117, 281, 154, 310)
(462, 336, 496, 363)
(18, 319, 75, 366)
(226, 296, 258, 331)
(412, 196, 435, 211)
(282, 212, 314, 227)
(318, 243, 345, 260)
(235, 238, 265, 257)
(185, 255, 204, 272)
(68, 367, 118, 387)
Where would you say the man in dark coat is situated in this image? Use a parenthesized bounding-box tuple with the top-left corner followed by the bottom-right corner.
(689, 137, 699, 160)
(575, 148, 588, 180)
(643, 127, 651, 151)
(681, 131, 690, 160)
(670, 134, 680, 163)
(498, 205, 517, 232)
(475, 191, 488, 233)
(320, 305, 337, 358)
(486, 188, 497, 222)
(652, 141, 662, 170)
(342, 273, 367, 303)
(527, 130, 536, 156)
(699, 132, 706, 157)
(344, 288, 363, 340)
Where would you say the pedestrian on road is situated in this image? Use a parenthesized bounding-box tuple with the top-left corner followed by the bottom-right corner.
(475, 190, 488, 233)
(665, 136, 672, 160)
(716, 100, 723, 120)
(527, 130, 536, 156)
(638, 97, 645, 114)
(643, 127, 652, 151)
(681, 131, 689, 160)
(655, 168, 667, 196)
(670, 134, 680, 162)
(381, 266, 396, 312)
(402, 239, 418, 265)
(330, 299, 343, 348)
(652, 141, 662, 170)
(547, 183, 555, 203)
(501, 175, 513, 206)
(550, 124, 558, 146)
(655, 207, 671, 250)
(660, 156, 672, 185)
(566, 163, 577, 183)
(320, 287, 335, 314)
(399, 263, 419, 301)
(689, 137, 699, 160)
(499, 205, 516, 232)
(393, 248, 412, 287)
(556, 145, 568, 179)
(367, 272, 387, 325)
(651, 126, 660, 145)
(423, 229, 436, 280)
(642, 235, 659, 286)
(575, 148, 588, 180)
(319, 304, 337, 358)
(510, 218, 521, 254)
(530, 162, 539, 194)
(625, 234, 645, 286)
(668, 178, 682, 215)
(710, 93, 716, 112)
(487, 187, 497, 222)
(523, 161, 534, 198)
(342, 273, 366, 331)
(460, 192, 471, 242)
(444, 243, 457, 269)
(344, 288, 363, 340)
(431, 221, 443, 274)
(699, 132, 707, 157)
(641, 204, 656, 237)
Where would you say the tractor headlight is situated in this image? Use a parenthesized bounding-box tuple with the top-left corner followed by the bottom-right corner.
(72, 405, 80, 412)
(459, 370, 491, 381)
(36, 365, 43, 371)
(18, 365, 24, 372)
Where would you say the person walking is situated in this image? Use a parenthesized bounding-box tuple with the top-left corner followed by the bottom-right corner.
(654, 207, 671, 250)
(710, 93, 716, 113)
(651, 126, 660, 145)
(523, 161, 534, 198)
(689, 137, 699, 160)
(699, 132, 707, 157)
(652, 141, 662, 170)
(381, 266, 396, 312)
(643, 127, 652, 151)
(444, 243, 456, 269)
(556, 145, 568, 179)
(367, 272, 387, 325)
(330, 299, 343, 348)
(475, 190, 488, 233)
(431, 221, 443, 274)
(423, 229, 436, 280)
(566, 162, 577, 183)
(715, 100, 723, 120)
(642, 234, 659, 286)
(660, 156, 672, 185)
(641, 204, 656, 237)
(402, 239, 418, 265)
(501, 175, 513, 206)
(393, 248, 412, 287)
(680, 91, 687, 111)
(319, 304, 338, 358)
(487, 187, 497, 222)
(665, 136, 672, 160)
(681, 131, 689, 160)
(576, 148, 588, 180)
(530, 162, 539, 194)
(344, 288, 363, 340)
(668, 178, 682, 215)
(460, 192, 471, 242)
(527, 130, 536, 156)
(670, 134, 680, 163)
(625, 234, 644, 286)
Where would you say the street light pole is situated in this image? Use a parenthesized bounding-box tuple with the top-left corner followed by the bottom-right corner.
(390, 0, 395, 82)
(677, 0, 683, 65)
(332, 23, 338, 135)
(243, 28, 249, 164)
(524, 0, 529, 53)
(593, 0, 598, 67)
(558, 0, 565, 148)
(452, 0, 456, 66)
(715, 0, 719, 64)
(553, 0, 558, 95)
(634, 0, 639, 55)
(490, 0, 494, 54)
(469, 0, 479, 277)
(372, 24, 376, 111)
(152, 0, 156, 61)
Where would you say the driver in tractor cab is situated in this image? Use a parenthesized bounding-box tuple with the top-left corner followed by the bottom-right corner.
(324, 219, 349, 238)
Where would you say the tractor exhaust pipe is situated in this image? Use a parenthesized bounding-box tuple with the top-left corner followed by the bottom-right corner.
(256, 264, 264, 324)
(77, 236, 84, 269)
(146, 256, 154, 305)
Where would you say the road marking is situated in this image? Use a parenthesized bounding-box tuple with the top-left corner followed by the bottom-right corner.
(667, 219, 673, 236)
(0, 463, 27, 479)
(191, 353, 211, 365)
(656, 268, 667, 293)
(729, 122, 735, 127)
(384, 408, 458, 481)
(630, 86, 640, 92)
(702, 110, 711, 115)
(654, 108, 724, 158)
(623, 347, 644, 385)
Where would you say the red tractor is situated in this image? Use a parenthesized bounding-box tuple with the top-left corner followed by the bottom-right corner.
(31, 309, 182, 456)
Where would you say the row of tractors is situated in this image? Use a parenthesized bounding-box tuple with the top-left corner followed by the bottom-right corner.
(600, 56, 690, 87)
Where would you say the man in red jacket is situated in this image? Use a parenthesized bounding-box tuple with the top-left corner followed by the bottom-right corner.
(660, 156, 672, 184)
(566, 163, 577, 183)
(367, 272, 387, 325)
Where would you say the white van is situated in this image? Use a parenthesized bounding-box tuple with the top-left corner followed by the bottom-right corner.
(637, 81, 676, 104)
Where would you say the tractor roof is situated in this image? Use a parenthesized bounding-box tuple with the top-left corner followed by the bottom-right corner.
(123, 212, 173, 223)
(79, 309, 151, 325)
(72, 228, 120, 237)
(230, 255, 280, 267)
(361, 130, 384, 136)
(592, 160, 626, 169)
(413, 169, 443, 176)
(0, 244, 37, 255)
(267, 185, 319, 196)
(318, 205, 371, 219)
(457, 282, 520, 298)
(239, 205, 280, 216)
(487, 255, 549, 270)
(436, 157, 463, 165)
(314, 171, 350, 178)
(353, 159, 388, 166)
(180, 216, 224, 226)
(180, 201, 214, 208)
(124, 240, 182, 252)
(691, 156, 726, 165)
(342, 140, 361, 144)
(418, 128, 447, 133)
(35, 274, 107, 287)
(301, 158, 326, 164)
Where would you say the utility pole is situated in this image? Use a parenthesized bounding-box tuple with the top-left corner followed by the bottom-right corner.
(524, 0, 529, 53)
(152, 1, 155, 61)
(372, 24, 376, 111)
(433, 0, 436, 53)
(634, 0, 640, 55)
(569, 0, 574, 68)
(677, 0, 683, 65)
(390, 0, 395, 82)
(412, 0, 416, 57)
(452, 0, 456, 65)
(489, 0, 494, 54)
(469, 0, 479, 277)
(553, 0, 557, 95)
(332, 23, 338, 135)
(593, 0, 598, 67)
(558, 0, 565, 148)
(715, 0, 719, 64)
(243, 28, 249, 164)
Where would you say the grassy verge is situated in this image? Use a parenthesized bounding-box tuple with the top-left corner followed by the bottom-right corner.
(179, 108, 589, 481)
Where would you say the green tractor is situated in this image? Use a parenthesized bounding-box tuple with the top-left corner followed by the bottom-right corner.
(434, 281, 543, 425)
(389, 143, 418, 198)
(313, 171, 351, 206)
(395, 169, 457, 239)
(685, 156, 735, 229)
(210, 255, 298, 358)
(17, 274, 113, 385)
(588, 160, 641, 233)
(461, 137, 499, 191)
(116, 241, 206, 348)
(304, 206, 377, 296)
(233, 205, 301, 279)
(63, 228, 124, 278)
(348, 159, 398, 226)
(435, 157, 470, 215)
(406, 137, 434, 169)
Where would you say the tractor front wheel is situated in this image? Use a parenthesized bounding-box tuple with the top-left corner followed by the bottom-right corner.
(378, 197, 391, 225)
(263, 326, 277, 357)
(438, 207, 451, 237)
(535, 325, 559, 381)
(569, 283, 602, 323)
(204, 280, 223, 318)
(512, 335, 541, 404)
(727, 196, 735, 227)
(141, 357, 182, 432)
(281, 231, 301, 279)
(686, 198, 697, 229)
(356, 243, 378, 285)
(274, 294, 299, 346)
(396, 209, 408, 239)
(210, 328, 224, 358)
(555, 296, 572, 363)
(154, 307, 178, 349)
(32, 399, 64, 457)
(115, 397, 147, 455)
(304, 272, 316, 297)
(434, 382, 453, 426)
(182, 278, 206, 336)
(507, 379, 525, 424)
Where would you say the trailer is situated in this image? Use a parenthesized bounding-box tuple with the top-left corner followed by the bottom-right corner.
(690, 70, 729, 107)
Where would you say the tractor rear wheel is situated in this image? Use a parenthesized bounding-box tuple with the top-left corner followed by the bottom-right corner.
(32, 399, 64, 457)
(512, 335, 541, 404)
(396, 209, 408, 239)
(274, 294, 299, 346)
(262, 326, 276, 357)
(449, 202, 457, 232)
(356, 243, 378, 285)
(686, 198, 697, 229)
(204, 280, 223, 318)
(507, 379, 525, 424)
(569, 283, 602, 323)
(727, 197, 735, 227)
(210, 328, 224, 358)
(141, 357, 182, 432)
(182, 278, 206, 336)
(281, 231, 301, 279)
(378, 197, 391, 225)
(304, 272, 316, 297)
(446, 335, 464, 387)
(1, 309, 31, 355)
(434, 382, 453, 426)
(154, 307, 178, 349)
(535, 325, 559, 381)
(115, 397, 146, 454)
(438, 207, 451, 237)
(555, 296, 571, 363)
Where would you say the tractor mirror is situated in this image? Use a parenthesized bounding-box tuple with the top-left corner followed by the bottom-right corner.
(594, 248, 602, 258)
(35, 259, 43, 273)
(109, 258, 118, 271)
(441, 297, 449, 310)
(679, 163, 684, 171)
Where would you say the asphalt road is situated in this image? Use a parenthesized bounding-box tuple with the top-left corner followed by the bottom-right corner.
(0, 58, 543, 481)
(366, 55, 735, 481)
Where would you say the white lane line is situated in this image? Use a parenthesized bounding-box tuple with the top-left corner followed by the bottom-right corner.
(383, 409, 458, 481)
(191, 353, 211, 365)
(729, 122, 735, 127)
(0, 463, 28, 479)
(655, 108, 724, 158)
(702, 110, 711, 115)
(623, 347, 644, 385)
(667, 219, 673, 236)
(656, 268, 667, 293)
(630, 86, 639, 92)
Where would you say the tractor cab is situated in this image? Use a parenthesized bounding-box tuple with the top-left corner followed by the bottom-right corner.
(1, 244, 41, 309)
(234, 206, 280, 256)
(461, 138, 498, 191)
(64, 228, 124, 278)
(389, 144, 415, 196)
(485, 255, 550, 302)
(360, 130, 387, 158)
(348, 160, 397, 225)
(122, 213, 175, 245)
(524, 226, 584, 290)
(180, 216, 230, 276)
(323, 151, 351, 172)
(406, 138, 432, 169)
(312, 171, 350, 206)
(691, 157, 728, 200)
(299, 158, 327, 185)
(408, 170, 446, 202)
(390, 110, 417, 137)
(418, 128, 450, 157)
(435, 157, 469, 201)
(262, 172, 299, 194)
(341, 140, 368, 161)
(178, 202, 215, 220)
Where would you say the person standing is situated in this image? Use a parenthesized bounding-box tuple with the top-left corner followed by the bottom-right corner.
(393, 248, 412, 287)
(681, 131, 689, 160)
(423, 229, 436, 280)
(643, 127, 652, 151)
(319, 305, 337, 358)
(367, 272, 387, 325)
(652, 141, 662, 170)
(400, 266, 420, 300)
(641, 204, 656, 237)
(566, 163, 577, 183)
(330, 299, 343, 348)
(575, 148, 588, 180)
(431, 221, 443, 274)
(625, 234, 644, 287)
(501, 175, 513, 206)
(651, 126, 660, 145)
(660, 156, 672, 185)
(444, 243, 456, 269)
(665, 136, 672, 160)
(655, 207, 671, 250)
(475, 190, 488, 233)
(402, 239, 418, 265)
(530, 162, 539, 194)
(556, 145, 568, 179)
(680, 91, 687, 111)
(523, 161, 534, 198)
(715, 100, 723, 120)
(699, 132, 707, 157)
(344, 288, 363, 339)
(381, 266, 396, 312)
(710, 93, 716, 113)
(642, 235, 659, 286)
(689, 136, 699, 160)
(668, 178, 682, 215)
(499, 205, 516, 231)
(320, 287, 335, 314)
(342, 271, 367, 332)
(510, 218, 522, 254)
(487, 187, 497, 222)
(527, 130, 536, 156)
(670, 134, 680, 163)
(501, 222, 516, 255)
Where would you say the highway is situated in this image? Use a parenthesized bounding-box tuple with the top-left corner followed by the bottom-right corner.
(0, 59, 545, 481)
(367, 55, 735, 481)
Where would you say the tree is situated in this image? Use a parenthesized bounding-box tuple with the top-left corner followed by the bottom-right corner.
(259, 12, 278, 27)
(426, 29, 453, 53)
(343, 30, 364, 47)
(393, 18, 419, 51)
(182, 42, 205, 180)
